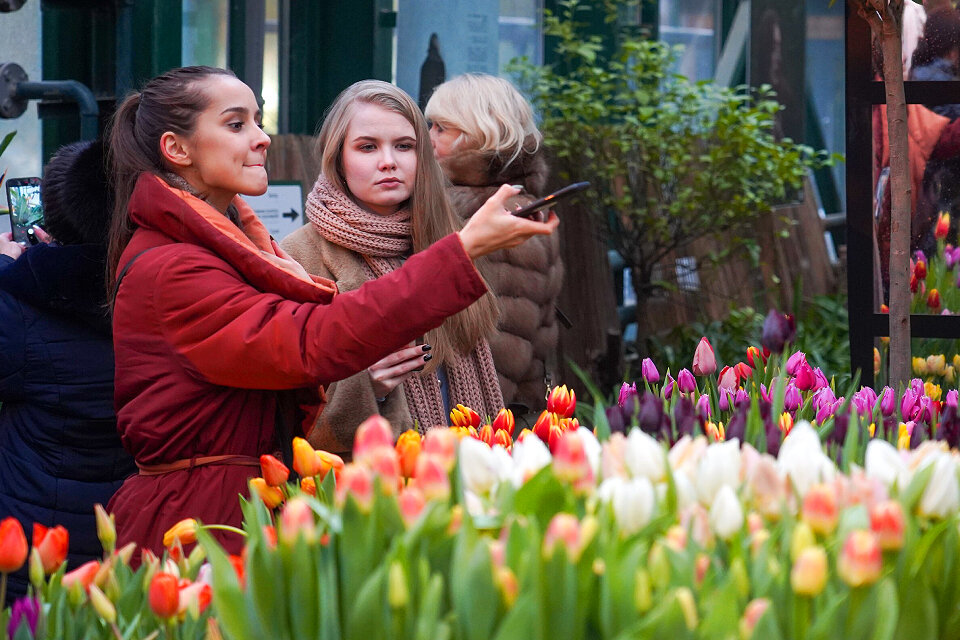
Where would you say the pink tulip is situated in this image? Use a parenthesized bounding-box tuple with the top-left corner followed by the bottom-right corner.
(692, 337, 717, 376)
(641, 358, 660, 384)
(785, 351, 807, 376)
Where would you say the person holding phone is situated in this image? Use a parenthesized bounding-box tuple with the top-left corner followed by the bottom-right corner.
(282, 80, 517, 452)
(425, 73, 564, 419)
(105, 67, 556, 559)
(0, 139, 134, 604)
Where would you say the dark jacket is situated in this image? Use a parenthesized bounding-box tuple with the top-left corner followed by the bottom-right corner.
(0, 243, 134, 602)
(440, 146, 564, 412)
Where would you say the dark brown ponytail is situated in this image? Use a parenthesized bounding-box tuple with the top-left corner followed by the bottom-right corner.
(106, 65, 236, 304)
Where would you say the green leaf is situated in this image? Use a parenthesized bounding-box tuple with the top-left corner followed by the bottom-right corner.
(196, 527, 260, 640)
(871, 578, 899, 640)
(0, 131, 15, 159)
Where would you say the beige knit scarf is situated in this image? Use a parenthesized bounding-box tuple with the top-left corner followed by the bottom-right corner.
(306, 176, 504, 430)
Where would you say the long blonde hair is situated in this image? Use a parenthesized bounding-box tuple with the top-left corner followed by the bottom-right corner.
(424, 73, 541, 166)
(316, 80, 498, 367)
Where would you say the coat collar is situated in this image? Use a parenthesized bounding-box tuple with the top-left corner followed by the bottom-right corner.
(128, 173, 337, 304)
(439, 142, 549, 195)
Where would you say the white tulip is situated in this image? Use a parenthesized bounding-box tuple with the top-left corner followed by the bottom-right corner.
(673, 471, 697, 510)
(668, 435, 707, 479)
(625, 428, 667, 482)
(611, 476, 656, 535)
(709, 484, 743, 539)
(577, 427, 603, 480)
(865, 438, 910, 491)
(511, 436, 552, 487)
(696, 438, 741, 505)
(918, 452, 960, 519)
(460, 437, 504, 495)
(777, 422, 835, 497)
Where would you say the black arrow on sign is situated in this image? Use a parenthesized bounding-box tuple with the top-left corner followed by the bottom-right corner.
(283, 209, 299, 221)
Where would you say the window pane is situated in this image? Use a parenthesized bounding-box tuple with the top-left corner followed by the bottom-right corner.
(262, 0, 280, 133)
(659, 0, 715, 81)
(182, 0, 228, 69)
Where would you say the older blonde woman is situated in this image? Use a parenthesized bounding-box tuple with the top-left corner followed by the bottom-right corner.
(425, 73, 564, 417)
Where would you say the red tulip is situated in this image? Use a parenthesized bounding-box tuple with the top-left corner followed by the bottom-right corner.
(733, 361, 752, 380)
(547, 385, 576, 418)
(0, 517, 27, 574)
(148, 572, 180, 618)
(259, 454, 290, 487)
(413, 454, 451, 501)
(692, 337, 717, 375)
(914, 260, 927, 280)
(869, 500, 905, 551)
(927, 288, 941, 311)
(477, 424, 496, 447)
(62, 560, 100, 592)
(838, 530, 882, 587)
(32, 523, 68, 574)
(801, 484, 838, 535)
(533, 410, 556, 443)
(746, 346, 766, 368)
(493, 428, 513, 450)
(936, 212, 951, 239)
(491, 408, 515, 435)
(450, 404, 481, 428)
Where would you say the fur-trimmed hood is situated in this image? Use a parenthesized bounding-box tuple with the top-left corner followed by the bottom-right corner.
(439, 143, 549, 196)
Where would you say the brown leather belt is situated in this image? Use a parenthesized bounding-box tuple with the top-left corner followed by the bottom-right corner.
(136, 454, 261, 476)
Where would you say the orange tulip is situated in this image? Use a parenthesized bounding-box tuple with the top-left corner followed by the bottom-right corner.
(491, 408, 515, 435)
(32, 523, 68, 574)
(395, 430, 422, 478)
(292, 437, 322, 477)
(162, 518, 198, 548)
(300, 476, 317, 496)
(62, 560, 100, 592)
(228, 554, 245, 588)
(493, 429, 513, 450)
(547, 385, 576, 418)
(249, 477, 284, 509)
(0, 517, 28, 573)
(316, 450, 345, 481)
(259, 454, 290, 487)
(450, 404, 481, 428)
(476, 424, 496, 447)
(148, 572, 180, 618)
(532, 410, 556, 443)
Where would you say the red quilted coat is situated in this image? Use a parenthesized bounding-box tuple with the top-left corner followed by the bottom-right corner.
(107, 174, 487, 559)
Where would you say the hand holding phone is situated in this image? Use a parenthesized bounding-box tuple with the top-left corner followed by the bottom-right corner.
(511, 181, 590, 218)
(4, 177, 44, 244)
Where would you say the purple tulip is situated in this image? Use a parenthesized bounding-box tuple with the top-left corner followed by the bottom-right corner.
(918, 396, 934, 424)
(938, 402, 960, 447)
(911, 378, 924, 396)
(830, 407, 850, 446)
(662, 373, 676, 400)
(813, 367, 829, 391)
(783, 383, 802, 411)
(947, 389, 959, 409)
(914, 249, 927, 264)
(606, 405, 626, 434)
(677, 368, 696, 393)
(726, 402, 749, 442)
(901, 389, 920, 421)
(641, 358, 660, 384)
(851, 388, 876, 417)
(734, 388, 750, 407)
(761, 309, 796, 354)
(947, 245, 959, 269)
(674, 396, 696, 437)
(618, 382, 639, 410)
(815, 398, 841, 424)
(759, 384, 772, 403)
(765, 420, 782, 457)
(785, 351, 807, 376)
(696, 393, 711, 420)
(813, 386, 837, 412)
(879, 386, 896, 416)
(719, 389, 732, 412)
(8, 597, 40, 639)
(638, 391, 664, 434)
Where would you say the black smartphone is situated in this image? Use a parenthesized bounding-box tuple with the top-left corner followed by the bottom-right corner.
(4, 177, 43, 244)
(511, 181, 590, 218)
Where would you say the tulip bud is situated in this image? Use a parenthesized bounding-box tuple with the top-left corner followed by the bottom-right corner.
(936, 211, 951, 239)
(335, 464, 374, 511)
(89, 585, 117, 624)
(790, 545, 828, 596)
(162, 518, 198, 548)
(148, 572, 180, 618)
(795, 362, 816, 391)
(292, 437, 323, 477)
(62, 559, 100, 592)
(421, 428, 458, 470)
(259, 454, 290, 487)
(0, 517, 28, 574)
(673, 587, 699, 630)
(450, 403, 482, 428)
(761, 310, 796, 354)
(388, 561, 409, 609)
(874, 348, 881, 375)
(354, 414, 395, 454)
(634, 569, 653, 612)
(677, 368, 696, 393)
(869, 500, 905, 551)
(495, 566, 519, 608)
(731, 557, 750, 599)
(641, 358, 660, 383)
(249, 477, 284, 509)
(692, 337, 717, 375)
(915, 259, 927, 280)
(746, 346, 766, 369)
(648, 542, 670, 589)
(928, 288, 941, 311)
(837, 530, 882, 587)
(413, 454, 452, 501)
(553, 431, 595, 494)
(532, 409, 556, 443)
(93, 504, 116, 554)
(709, 485, 743, 539)
(491, 408, 515, 435)
(790, 521, 816, 561)
(801, 483, 838, 535)
(398, 487, 426, 526)
(395, 430, 422, 478)
(739, 598, 770, 640)
(279, 496, 316, 545)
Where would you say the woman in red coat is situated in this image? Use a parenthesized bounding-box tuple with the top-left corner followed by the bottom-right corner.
(104, 66, 557, 560)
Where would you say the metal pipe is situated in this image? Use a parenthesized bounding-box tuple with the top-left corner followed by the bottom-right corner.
(14, 80, 99, 140)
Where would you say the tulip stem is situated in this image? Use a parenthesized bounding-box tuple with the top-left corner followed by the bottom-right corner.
(0, 571, 6, 610)
(110, 622, 124, 640)
(793, 595, 810, 640)
(199, 524, 247, 538)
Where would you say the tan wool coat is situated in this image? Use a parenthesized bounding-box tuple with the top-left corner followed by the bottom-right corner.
(440, 146, 564, 412)
(281, 226, 414, 454)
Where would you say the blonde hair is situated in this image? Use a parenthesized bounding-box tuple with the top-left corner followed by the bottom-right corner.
(425, 73, 541, 166)
(316, 80, 498, 367)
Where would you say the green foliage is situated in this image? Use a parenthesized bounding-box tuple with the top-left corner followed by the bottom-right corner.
(510, 0, 831, 306)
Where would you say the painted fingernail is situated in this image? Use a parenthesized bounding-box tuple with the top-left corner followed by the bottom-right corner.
(423, 354, 433, 362)
(510, 184, 523, 190)
(421, 344, 432, 352)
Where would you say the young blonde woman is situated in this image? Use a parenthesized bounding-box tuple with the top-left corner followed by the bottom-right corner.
(425, 73, 563, 417)
(282, 80, 513, 453)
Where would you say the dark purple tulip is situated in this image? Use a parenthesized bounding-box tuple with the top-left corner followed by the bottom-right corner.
(725, 402, 748, 443)
(8, 597, 40, 639)
(937, 402, 960, 448)
(761, 309, 796, 354)
(606, 405, 626, 434)
(829, 407, 849, 446)
(910, 421, 928, 448)
(641, 358, 660, 384)
(638, 391, 664, 434)
(677, 368, 696, 394)
(765, 420, 782, 457)
(674, 396, 697, 437)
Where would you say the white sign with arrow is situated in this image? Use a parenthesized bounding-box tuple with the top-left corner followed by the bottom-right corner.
(242, 182, 304, 242)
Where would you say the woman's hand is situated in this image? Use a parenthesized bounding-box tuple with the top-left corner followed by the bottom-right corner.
(368, 343, 432, 399)
(458, 184, 559, 260)
(0, 233, 24, 260)
(261, 240, 312, 281)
